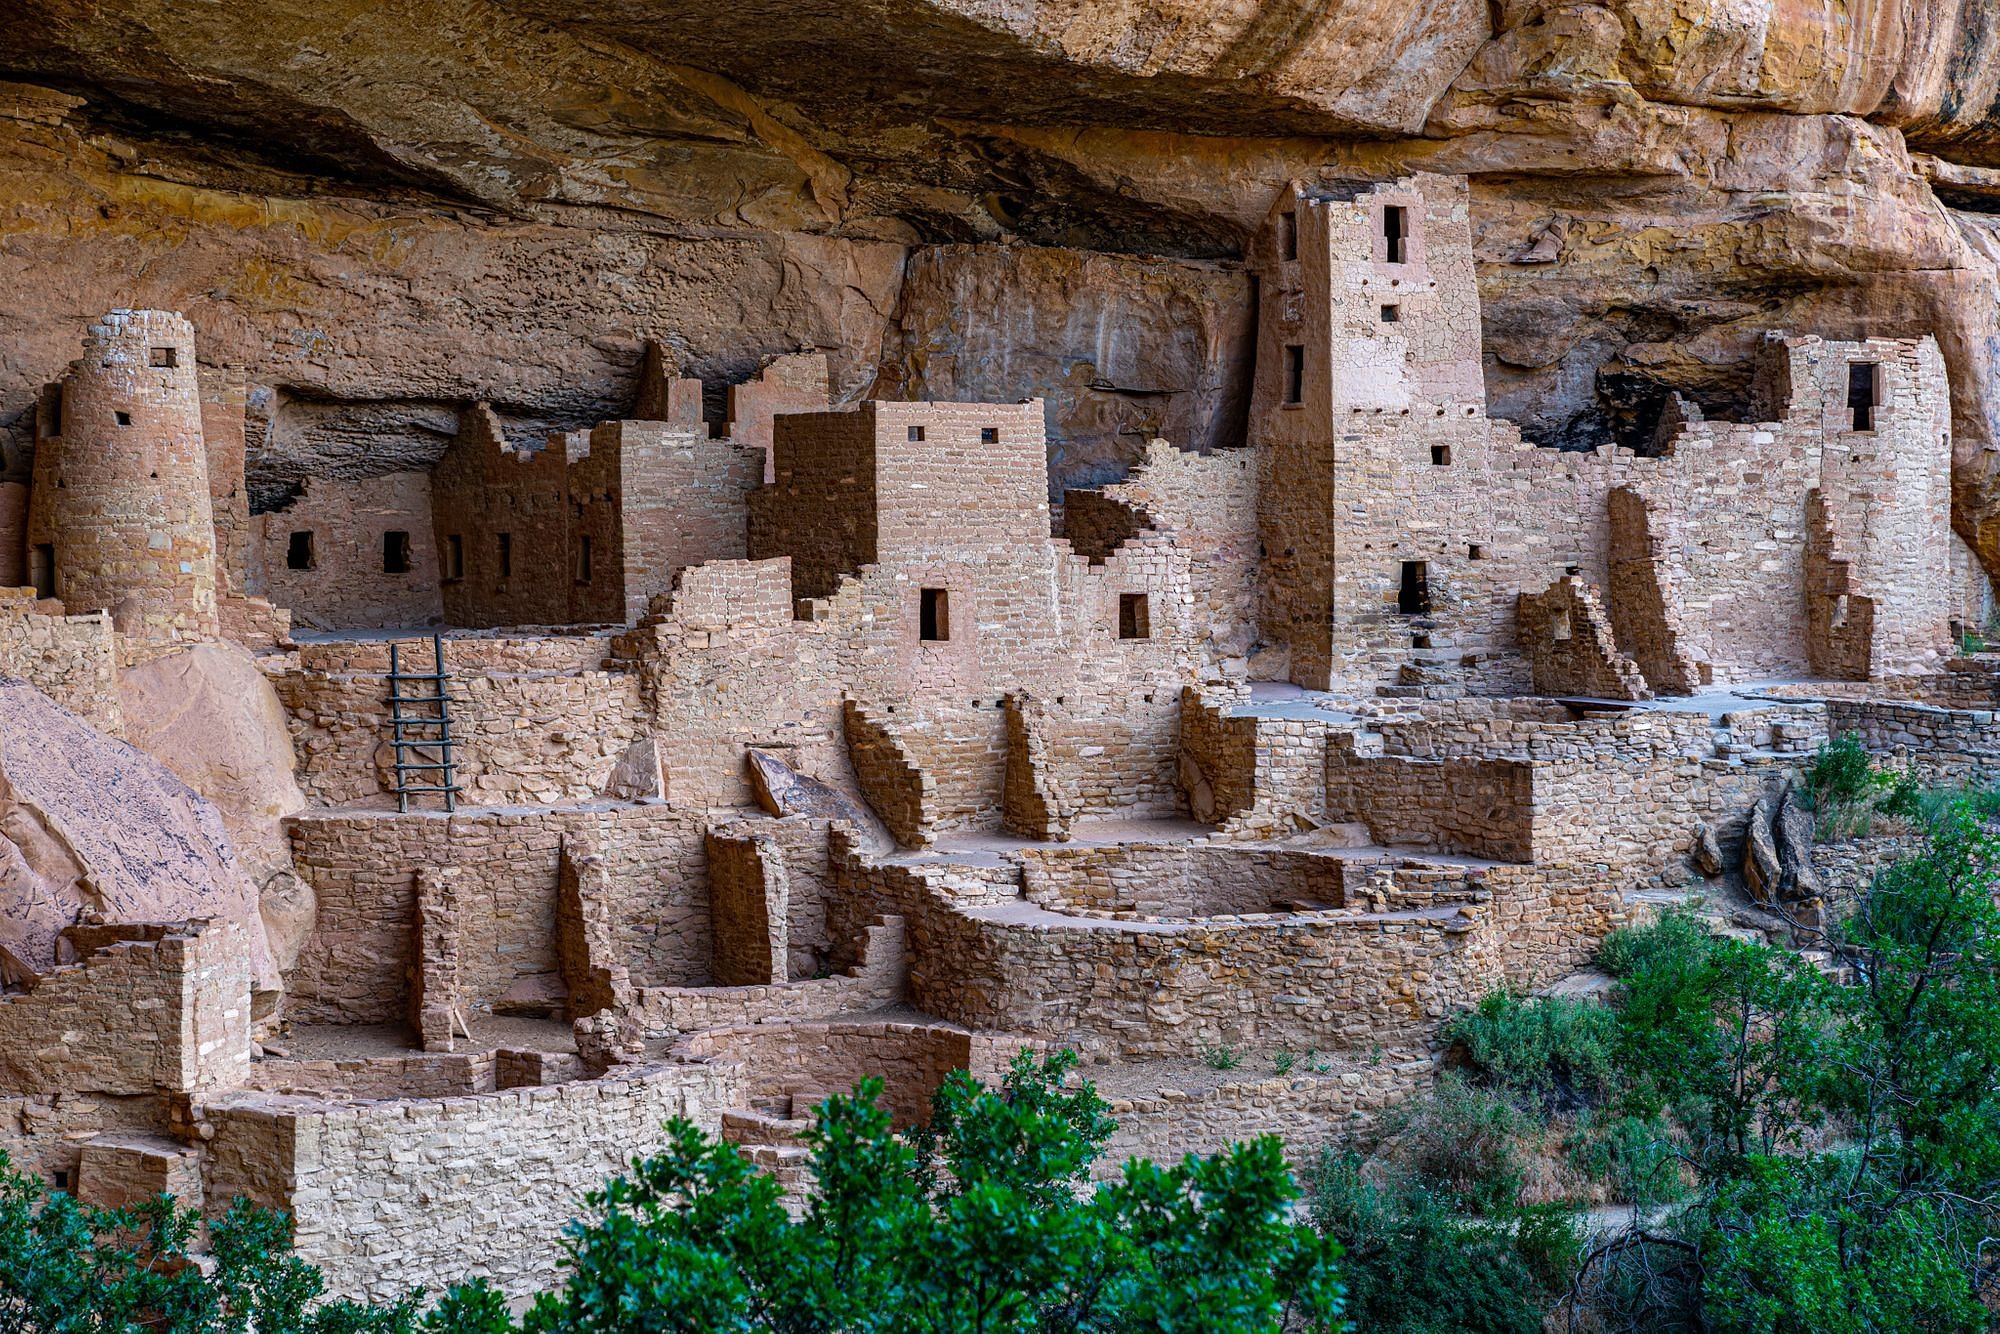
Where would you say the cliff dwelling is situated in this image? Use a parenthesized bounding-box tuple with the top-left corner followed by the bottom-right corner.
(6, 23, 2000, 1305)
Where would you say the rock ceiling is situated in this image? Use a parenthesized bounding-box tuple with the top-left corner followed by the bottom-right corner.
(8, 0, 2000, 572)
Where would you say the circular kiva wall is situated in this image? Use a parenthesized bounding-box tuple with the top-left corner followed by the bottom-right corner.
(676, 1020, 977, 1128)
(1016, 843, 1351, 918)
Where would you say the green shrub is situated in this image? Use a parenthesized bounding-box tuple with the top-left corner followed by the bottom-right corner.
(1803, 733, 1878, 813)
(1306, 1152, 1549, 1334)
(1597, 904, 1716, 982)
(1881, 772, 2000, 830)
(1379, 1073, 1528, 1216)
(1564, 1112, 1687, 1206)
(1200, 1042, 1242, 1071)
(1442, 992, 1618, 1106)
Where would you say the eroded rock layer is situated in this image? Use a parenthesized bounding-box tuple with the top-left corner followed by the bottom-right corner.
(8, 0, 2000, 578)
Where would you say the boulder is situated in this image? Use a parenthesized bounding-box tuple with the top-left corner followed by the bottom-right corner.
(745, 748, 892, 853)
(117, 643, 311, 976)
(0, 676, 272, 991)
(601, 736, 666, 803)
(1692, 822, 1724, 878)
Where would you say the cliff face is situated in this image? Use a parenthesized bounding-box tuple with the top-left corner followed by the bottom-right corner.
(7, 0, 2000, 580)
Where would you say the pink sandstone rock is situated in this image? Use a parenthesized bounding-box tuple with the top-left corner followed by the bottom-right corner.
(0, 676, 274, 992)
(116, 642, 311, 973)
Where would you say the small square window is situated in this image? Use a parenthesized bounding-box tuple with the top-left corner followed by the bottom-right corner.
(1118, 593, 1150, 640)
(114, 411, 132, 427)
(1468, 543, 1484, 560)
(149, 346, 178, 368)
(382, 530, 412, 574)
(1380, 304, 1399, 323)
(980, 427, 999, 444)
(920, 587, 950, 642)
(908, 425, 926, 443)
(286, 531, 315, 571)
(1431, 445, 1451, 466)
(445, 534, 464, 581)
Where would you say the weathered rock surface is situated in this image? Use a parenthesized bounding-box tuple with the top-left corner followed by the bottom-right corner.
(6, 0, 2000, 588)
(745, 748, 893, 853)
(115, 643, 312, 974)
(0, 677, 274, 989)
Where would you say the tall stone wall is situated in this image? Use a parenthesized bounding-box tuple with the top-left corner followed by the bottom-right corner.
(567, 421, 761, 625)
(27, 310, 219, 649)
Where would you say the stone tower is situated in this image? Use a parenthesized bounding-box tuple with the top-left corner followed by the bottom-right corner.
(29, 310, 220, 645)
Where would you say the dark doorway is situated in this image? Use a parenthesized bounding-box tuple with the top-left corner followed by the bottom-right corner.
(1398, 560, 1431, 615)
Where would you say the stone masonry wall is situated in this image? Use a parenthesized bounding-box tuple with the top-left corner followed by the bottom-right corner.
(0, 917, 250, 1097)
(201, 1061, 743, 1303)
(27, 310, 219, 649)
(1516, 576, 1648, 700)
(1016, 842, 1352, 917)
(0, 599, 120, 731)
(259, 473, 443, 630)
(286, 804, 712, 1023)
(1323, 741, 1535, 862)
(273, 635, 642, 807)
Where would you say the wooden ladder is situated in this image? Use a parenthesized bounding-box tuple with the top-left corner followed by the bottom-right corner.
(386, 633, 460, 812)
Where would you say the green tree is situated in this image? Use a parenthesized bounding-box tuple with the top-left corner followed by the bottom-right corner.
(0, 1155, 495, 1334)
(525, 1049, 1344, 1333)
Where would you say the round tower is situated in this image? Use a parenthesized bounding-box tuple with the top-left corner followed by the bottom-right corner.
(28, 309, 219, 644)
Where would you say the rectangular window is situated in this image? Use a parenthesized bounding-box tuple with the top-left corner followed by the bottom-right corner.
(382, 530, 412, 574)
(1380, 304, 1400, 323)
(1397, 560, 1430, 615)
(980, 427, 999, 444)
(29, 544, 53, 599)
(1468, 543, 1484, 560)
(1284, 345, 1305, 405)
(1430, 445, 1451, 466)
(1118, 593, 1150, 640)
(908, 425, 926, 443)
(1279, 210, 1298, 261)
(114, 411, 131, 427)
(497, 532, 513, 580)
(149, 346, 178, 368)
(286, 531, 315, 571)
(445, 534, 464, 581)
(1847, 362, 1879, 431)
(576, 535, 593, 584)
(1383, 205, 1408, 264)
(920, 587, 950, 642)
